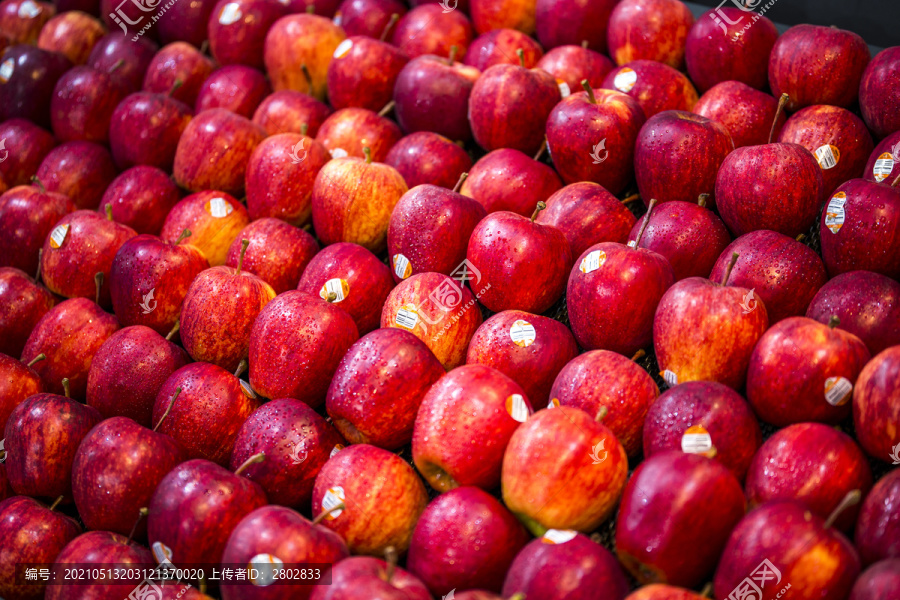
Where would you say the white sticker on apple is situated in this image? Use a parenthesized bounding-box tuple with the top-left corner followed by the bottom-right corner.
(510, 319, 536, 347)
(320, 278, 349, 303)
(395, 304, 419, 330)
(334, 39, 353, 59)
(613, 68, 637, 93)
(547, 398, 560, 409)
(542, 529, 578, 544)
(0, 438, 5, 463)
(506, 394, 530, 423)
(331, 148, 348, 159)
(248, 553, 283, 587)
(814, 144, 840, 170)
(824, 192, 846, 234)
(824, 376, 852, 406)
(557, 81, 571, 98)
(873, 152, 894, 182)
(206, 197, 234, 218)
(0, 58, 14, 84)
(151, 541, 173, 564)
(322, 486, 345, 520)
(393, 254, 412, 279)
(333, 12, 342, 26)
(219, 2, 243, 25)
(681, 425, 713, 455)
(579, 249, 606, 273)
(18, 0, 41, 19)
(239, 380, 257, 399)
(49, 223, 69, 249)
(663, 369, 678, 387)
(330, 444, 344, 458)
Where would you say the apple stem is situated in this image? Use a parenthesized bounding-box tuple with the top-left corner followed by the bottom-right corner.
(380, 13, 399, 42)
(234, 452, 265, 476)
(891, 172, 900, 187)
(236, 239, 250, 275)
(300, 63, 313, 95)
(796, 233, 806, 243)
(516, 48, 525, 68)
(828, 315, 840, 329)
(824, 489, 861, 529)
(306, 2, 314, 13)
(234, 358, 248, 378)
(581, 40, 589, 49)
(62, 378, 70, 398)
(383, 546, 397, 583)
(378, 100, 395, 118)
(108, 59, 125, 74)
(363, 146, 373, 164)
(27, 353, 46, 368)
(580, 79, 597, 104)
(594, 406, 609, 422)
(721, 252, 739, 286)
(530, 201, 546, 223)
(300, 123, 309, 137)
(312, 502, 345, 525)
(325, 291, 338, 303)
(447, 45, 458, 65)
(633, 198, 657, 247)
(769, 93, 789, 143)
(452, 172, 468, 193)
(31, 175, 46, 194)
(175, 229, 192, 245)
(124, 507, 149, 545)
(199, 40, 209, 55)
(697, 193, 709, 208)
(509, 594, 525, 600)
(94, 272, 104, 305)
(706, 445, 718, 459)
(153, 386, 182, 432)
(621, 193, 640, 204)
(699, 582, 713, 598)
(49, 496, 64, 511)
(533, 138, 548, 161)
(165, 320, 180, 341)
(631, 349, 645, 361)
(168, 79, 183, 98)
(105, 203, 113, 221)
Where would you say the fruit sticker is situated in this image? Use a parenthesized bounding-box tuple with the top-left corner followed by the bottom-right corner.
(556, 80, 571, 98)
(547, 398, 560, 409)
(18, 0, 40, 18)
(49, 223, 70, 249)
(392, 254, 412, 279)
(239, 380, 257, 399)
(0, 58, 13, 83)
(394, 304, 419, 330)
(218, 2, 242, 25)
(541, 529, 578, 544)
(662, 369, 678, 387)
(0, 438, 5, 463)
(331, 148, 348, 158)
(334, 39, 353, 59)
(330, 444, 344, 458)
(613, 67, 637, 93)
(321, 486, 345, 520)
(824, 376, 853, 406)
(206, 197, 234, 218)
(510, 319, 536, 347)
(873, 152, 895, 182)
(814, 144, 840, 170)
(332, 11, 342, 26)
(319, 278, 349, 303)
(681, 425, 715, 457)
(151, 541, 173, 564)
(248, 553, 283, 587)
(579, 249, 607, 273)
(824, 192, 846, 234)
(506, 393, 530, 423)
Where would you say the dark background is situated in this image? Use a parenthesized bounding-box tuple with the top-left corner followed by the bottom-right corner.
(686, 0, 900, 50)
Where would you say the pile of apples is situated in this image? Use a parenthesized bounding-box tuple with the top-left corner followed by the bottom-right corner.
(1, 0, 900, 598)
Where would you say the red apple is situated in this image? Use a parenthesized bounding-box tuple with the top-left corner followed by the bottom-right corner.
(535, 44, 614, 90)
(160, 190, 250, 266)
(224, 218, 319, 294)
(853, 346, 900, 463)
(310, 556, 430, 600)
(252, 89, 332, 136)
(855, 469, 900, 564)
(391, 4, 474, 59)
(535, 0, 617, 51)
(0, 183, 74, 275)
(108, 89, 193, 171)
(461, 148, 562, 216)
(0, 352, 42, 434)
(850, 560, 900, 600)
(462, 28, 543, 71)
(327, 36, 408, 111)
(0, 118, 57, 187)
(624, 585, 705, 600)
(335, 0, 406, 39)
(385, 132, 473, 190)
(207, 0, 287, 70)
(195, 64, 271, 118)
(0, 44, 71, 129)
(87, 32, 156, 92)
(0, 0, 55, 45)
(601, 60, 697, 118)
(315, 107, 403, 162)
(50, 63, 128, 143)
(860, 46, 900, 140)
(606, 0, 693, 69)
(863, 130, 900, 184)
(0, 268, 55, 358)
(693, 81, 787, 148)
(36, 10, 105, 65)
(263, 13, 345, 100)
(142, 41, 215, 106)
(98, 165, 180, 235)
(35, 140, 118, 209)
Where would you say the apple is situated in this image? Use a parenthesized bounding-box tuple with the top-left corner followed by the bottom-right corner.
(195, 64, 271, 118)
(385, 133, 473, 190)
(98, 166, 180, 235)
(623, 585, 706, 600)
(709, 230, 828, 323)
(4, 391, 102, 498)
(545, 84, 646, 194)
(391, 4, 474, 59)
(864, 130, 900, 184)
(685, 7, 778, 92)
(463, 28, 543, 71)
(20, 298, 120, 399)
(535, 0, 617, 51)
(315, 107, 403, 162)
(471, 0, 536, 34)
(264, 13, 346, 100)
(230, 398, 344, 509)
(224, 218, 319, 294)
(310, 555, 430, 600)
(108, 90, 193, 171)
(549, 349, 658, 457)
(0, 268, 55, 357)
(252, 89, 332, 136)
(207, 0, 287, 70)
(850, 560, 900, 600)
(249, 290, 359, 407)
(142, 41, 215, 107)
(807, 271, 900, 357)
(616, 451, 745, 588)
(109, 232, 209, 335)
(0, 118, 56, 187)
(407, 486, 530, 595)
(745, 422, 872, 532)
(159, 190, 250, 266)
(0, 44, 71, 128)
(768, 24, 870, 112)
(327, 328, 443, 449)
(469, 57, 560, 155)
(311, 151, 408, 252)
(693, 81, 787, 148)
(392, 53, 480, 143)
(601, 60, 697, 118)
(381, 271, 482, 370)
(535, 44, 614, 90)
(0, 352, 43, 434)
(855, 469, 900, 564)
(654, 253, 769, 389)
(461, 148, 562, 217)
(0, 183, 74, 275)
(85, 325, 190, 427)
(327, 36, 408, 111)
(36, 141, 118, 209)
(297, 242, 395, 335)
(36, 10, 105, 65)
(606, 0, 693, 69)
(0, 0, 55, 45)
(86, 32, 157, 93)
(156, 0, 217, 47)
(860, 47, 900, 140)
(336, 0, 407, 39)
(0, 465, 9, 501)
(853, 346, 900, 463)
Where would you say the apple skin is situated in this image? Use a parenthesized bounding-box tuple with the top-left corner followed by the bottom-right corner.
(195, 65, 271, 118)
(87, 32, 157, 93)
(654, 276, 769, 390)
(469, 62, 560, 155)
(207, 0, 287, 70)
(0, 267, 55, 358)
(502, 406, 627, 535)
(745, 423, 872, 533)
(855, 469, 900, 564)
(85, 326, 190, 427)
(159, 190, 250, 267)
(108, 90, 193, 172)
(854, 346, 900, 463)
(392, 54, 480, 143)
(263, 13, 346, 100)
(0, 118, 57, 187)
(545, 86, 646, 194)
(21, 298, 120, 399)
(310, 556, 430, 600)
(311, 155, 408, 253)
(0, 44, 71, 129)
(391, 4, 474, 59)
(224, 218, 319, 294)
(693, 81, 786, 149)
(36, 10, 105, 65)
(624, 585, 706, 600)
(536, 183, 635, 258)
(327, 328, 443, 450)
(230, 398, 345, 509)
(461, 148, 562, 216)
(315, 107, 403, 162)
(336, 0, 407, 39)
(407, 486, 530, 595)
(463, 28, 543, 71)
(413, 364, 532, 492)
(864, 130, 900, 184)
(778, 104, 874, 197)
(0, 184, 74, 275)
(0, 495, 81, 600)
(685, 8, 778, 93)
(0, 0, 55, 45)
(312, 443, 429, 555)
(71, 416, 186, 537)
(467, 208, 572, 314)
(297, 242, 394, 336)
(616, 451, 745, 588)
(470, 0, 535, 35)
(860, 47, 900, 140)
(535, 44, 614, 90)
(768, 24, 870, 112)
(550, 349, 658, 457)
(643, 381, 761, 482)
(709, 230, 827, 323)
(715, 142, 825, 239)
(0, 465, 8, 501)
(220, 505, 350, 600)
(380, 271, 482, 370)
(601, 60, 697, 119)
(850, 560, 900, 600)
(502, 531, 629, 600)
(0, 352, 42, 435)
(248, 290, 359, 407)
(327, 36, 409, 111)
(98, 166, 180, 236)
(50, 64, 128, 143)
(466, 310, 578, 407)
(35, 140, 118, 209)
(386, 132, 473, 190)
(173, 108, 267, 197)
(535, 0, 617, 51)
(142, 41, 215, 107)
(567, 242, 674, 357)
(252, 90, 332, 137)
(607, 0, 693, 69)
(4, 392, 102, 499)
(148, 458, 268, 567)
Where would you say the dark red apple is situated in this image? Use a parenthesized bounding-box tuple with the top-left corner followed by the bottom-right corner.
(461, 148, 562, 216)
(0, 44, 71, 128)
(855, 469, 900, 564)
(327, 36, 408, 111)
(36, 10, 105, 65)
(850, 560, 900, 600)
(624, 585, 706, 600)
(252, 89, 332, 136)
(108, 90, 193, 171)
(536, 44, 614, 90)
(863, 130, 900, 184)
(35, 140, 117, 209)
(463, 28, 543, 71)
(335, 0, 406, 39)
(142, 41, 215, 106)
(207, 0, 287, 70)
(853, 346, 900, 463)
(391, 4, 474, 60)
(693, 81, 787, 148)
(860, 46, 900, 140)
(263, 13, 345, 100)
(0, 352, 42, 434)
(0, 268, 55, 357)
(470, 0, 535, 35)
(86, 32, 157, 93)
(315, 107, 403, 163)
(0, 118, 57, 187)
(606, 0, 693, 69)
(535, 0, 617, 51)
(385, 132, 473, 189)
(0, 183, 74, 274)
(160, 191, 250, 266)
(195, 64, 271, 118)
(0, 0, 55, 45)
(98, 166, 180, 235)
(310, 555, 430, 600)
(601, 60, 697, 118)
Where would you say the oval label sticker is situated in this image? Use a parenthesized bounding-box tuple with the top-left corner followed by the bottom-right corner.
(392, 254, 412, 280)
(662, 369, 678, 387)
(333, 39, 353, 59)
(824, 376, 852, 406)
(510, 319, 536, 347)
(319, 278, 349, 303)
(206, 197, 233, 218)
(815, 144, 840, 170)
(873, 152, 895, 182)
(825, 192, 846, 234)
(681, 424, 714, 456)
(614, 67, 637, 93)
(394, 304, 419, 330)
(542, 529, 578, 544)
(506, 394, 530, 423)
(579, 249, 606, 273)
(248, 554, 283, 587)
(49, 223, 70, 249)
(151, 541, 173, 564)
(218, 2, 242, 24)
(321, 486, 345, 520)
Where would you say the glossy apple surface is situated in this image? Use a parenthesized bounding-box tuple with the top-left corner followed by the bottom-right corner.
(0, 184, 73, 279)
(601, 60, 697, 118)
(853, 347, 900, 463)
(207, 0, 287, 70)
(461, 148, 562, 216)
(0, 118, 57, 187)
(108, 90, 193, 172)
(142, 41, 215, 106)
(860, 46, 900, 140)
(159, 191, 250, 267)
(384, 132, 474, 190)
(98, 166, 180, 236)
(391, 4, 474, 59)
(252, 89, 332, 137)
(224, 218, 319, 294)
(693, 81, 786, 148)
(0, 268, 55, 358)
(35, 140, 117, 209)
(263, 13, 345, 100)
(855, 470, 900, 565)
